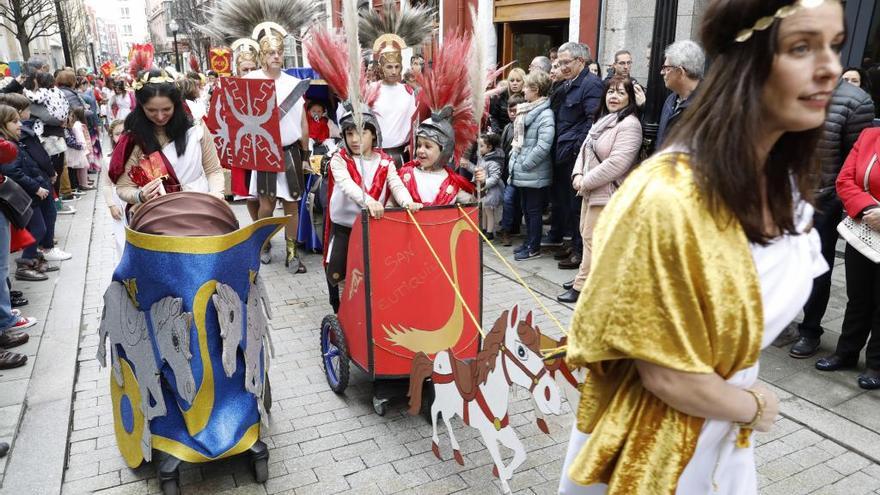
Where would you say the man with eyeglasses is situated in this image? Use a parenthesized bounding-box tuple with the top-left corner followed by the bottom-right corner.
(609, 50, 647, 107)
(543, 42, 603, 271)
(656, 40, 705, 148)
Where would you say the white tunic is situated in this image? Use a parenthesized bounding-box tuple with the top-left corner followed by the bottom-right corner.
(410, 167, 448, 205)
(164, 125, 209, 193)
(373, 82, 416, 148)
(244, 69, 305, 202)
(559, 201, 828, 495)
(329, 154, 382, 227)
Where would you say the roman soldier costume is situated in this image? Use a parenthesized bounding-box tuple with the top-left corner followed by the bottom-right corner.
(358, 0, 435, 168)
(306, 27, 417, 312)
(398, 34, 478, 206)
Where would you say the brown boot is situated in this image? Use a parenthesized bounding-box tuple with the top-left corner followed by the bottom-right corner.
(500, 231, 512, 247)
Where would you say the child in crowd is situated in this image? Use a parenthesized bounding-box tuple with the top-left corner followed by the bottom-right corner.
(475, 133, 504, 239)
(66, 108, 92, 192)
(101, 120, 127, 261)
(498, 95, 524, 246)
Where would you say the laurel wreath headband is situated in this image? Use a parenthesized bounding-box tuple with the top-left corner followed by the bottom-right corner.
(735, 0, 837, 43)
(132, 70, 175, 91)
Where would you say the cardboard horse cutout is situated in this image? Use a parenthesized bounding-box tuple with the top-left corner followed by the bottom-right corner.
(408, 304, 562, 494)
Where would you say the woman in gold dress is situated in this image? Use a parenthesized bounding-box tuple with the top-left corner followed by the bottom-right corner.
(560, 1, 843, 493)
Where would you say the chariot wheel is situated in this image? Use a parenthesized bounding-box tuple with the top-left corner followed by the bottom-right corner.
(372, 396, 388, 416)
(320, 315, 350, 393)
(160, 479, 180, 495)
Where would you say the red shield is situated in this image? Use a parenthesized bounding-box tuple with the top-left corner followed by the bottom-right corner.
(207, 77, 284, 173)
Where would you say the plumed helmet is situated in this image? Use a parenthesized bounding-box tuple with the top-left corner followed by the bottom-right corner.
(416, 106, 455, 165)
(338, 100, 383, 150)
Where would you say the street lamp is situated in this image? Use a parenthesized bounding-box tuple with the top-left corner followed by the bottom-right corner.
(88, 42, 97, 75)
(169, 19, 180, 72)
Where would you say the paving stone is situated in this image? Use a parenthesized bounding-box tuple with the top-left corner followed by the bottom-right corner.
(758, 456, 804, 482)
(827, 451, 874, 476)
(786, 445, 834, 469)
(823, 471, 880, 495)
(761, 464, 844, 495)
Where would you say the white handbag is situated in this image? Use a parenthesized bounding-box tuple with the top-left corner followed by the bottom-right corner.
(837, 154, 880, 263)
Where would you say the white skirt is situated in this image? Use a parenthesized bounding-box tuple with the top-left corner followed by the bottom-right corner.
(248, 170, 296, 202)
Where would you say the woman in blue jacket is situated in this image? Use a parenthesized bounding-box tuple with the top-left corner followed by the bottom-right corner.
(508, 70, 555, 261)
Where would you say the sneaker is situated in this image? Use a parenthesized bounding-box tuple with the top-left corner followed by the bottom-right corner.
(513, 244, 529, 254)
(41, 247, 72, 261)
(57, 205, 76, 215)
(11, 309, 19, 317)
(61, 196, 80, 203)
(7, 315, 36, 331)
(540, 235, 564, 247)
(514, 250, 541, 261)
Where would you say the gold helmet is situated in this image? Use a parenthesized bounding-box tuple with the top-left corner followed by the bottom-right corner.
(252, 22, 286, 55)
(231, 38, 260, 74)
(199, 0, 323, 61)
(358, 0, 436, 66)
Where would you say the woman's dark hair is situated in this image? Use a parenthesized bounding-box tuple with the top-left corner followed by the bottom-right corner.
(843, 66, 871, 92)
(70, 106, 87, 126)
(596, 75, 638, 122)
(23, 71, 55, 91)
(480, 133, 501, 150)
(113, 80, 126, 91)
(665, 0, 835, 244)
(124, 69, 192, 157)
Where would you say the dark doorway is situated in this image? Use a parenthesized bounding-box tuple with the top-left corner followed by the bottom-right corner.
(498, 20, 569, 74)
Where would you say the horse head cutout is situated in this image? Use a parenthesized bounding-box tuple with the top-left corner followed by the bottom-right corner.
(151, 296, 197, 404)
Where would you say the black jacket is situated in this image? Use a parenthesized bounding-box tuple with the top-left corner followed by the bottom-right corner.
(816, 81, 875, 198)
(656, 88, 697, 149)
(488, 90, 511, 135)
(554, 68, 604, 164)
(2, 128, 52, 197)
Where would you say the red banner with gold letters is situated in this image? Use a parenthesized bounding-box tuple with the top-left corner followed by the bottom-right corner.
(338, 206, 481, 377)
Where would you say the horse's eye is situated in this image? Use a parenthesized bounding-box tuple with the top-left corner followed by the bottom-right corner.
(517, 346, 526, 358)
(172, 334, 180, 349)
(228, 310, 234, 323)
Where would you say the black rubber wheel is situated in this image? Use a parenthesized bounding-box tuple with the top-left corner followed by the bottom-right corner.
(253, 457, 269, 483)
(420, 381, 435, 423)
(263, 376, 272, 412)
(160, 479, 180, 495)
(372, 396, 388, 416)
(320, 315, 350, 394)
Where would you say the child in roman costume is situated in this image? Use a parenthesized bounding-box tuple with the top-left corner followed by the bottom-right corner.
(358, 0, 436, 168)
(306, 28, 421, 313)
(395, 35, 479, 207)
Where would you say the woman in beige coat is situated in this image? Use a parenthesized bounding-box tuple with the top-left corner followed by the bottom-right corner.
(558, 76, 643, 302)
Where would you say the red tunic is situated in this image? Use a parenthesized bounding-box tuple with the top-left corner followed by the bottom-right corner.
(308, 116, 331, 143)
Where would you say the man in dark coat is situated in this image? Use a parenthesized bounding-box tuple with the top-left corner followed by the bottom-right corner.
(544, 42, 604, 270)
(788, 80, 876, 358)
(655, 40, 704, 149)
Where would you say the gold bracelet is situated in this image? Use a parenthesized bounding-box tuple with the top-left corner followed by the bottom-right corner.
(737, 388, 765, 429)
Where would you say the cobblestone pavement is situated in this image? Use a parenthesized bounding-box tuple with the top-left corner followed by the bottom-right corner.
(42, 188, 880, 494)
